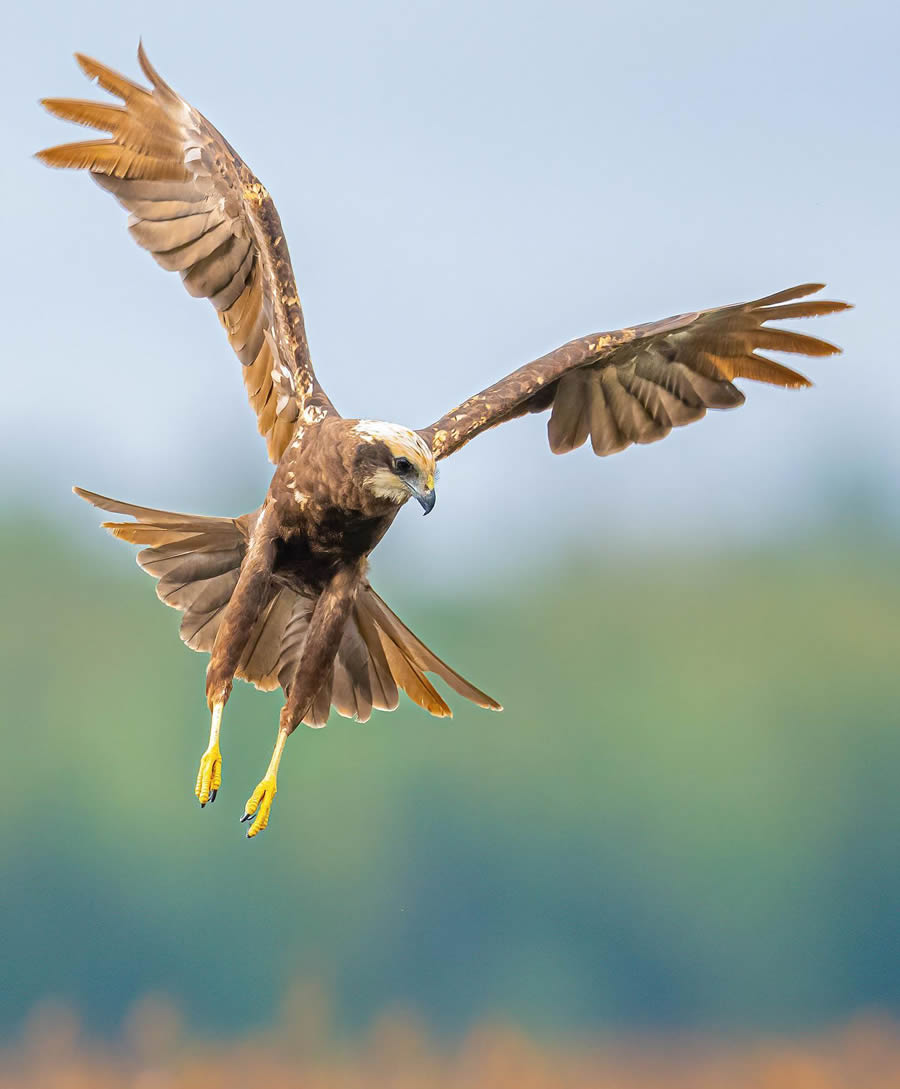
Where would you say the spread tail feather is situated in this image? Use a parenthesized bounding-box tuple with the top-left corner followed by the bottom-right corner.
(75, 486, 501, 722)
(361, 588, 502, 713)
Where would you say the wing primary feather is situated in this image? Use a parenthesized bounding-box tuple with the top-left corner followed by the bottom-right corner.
(74, 53, 155, 105)
(758, 300, 853, 321)
(730, 354, 813, 388)
(751, 328, 841, 356)
(36, 141, 189, 181)
(748, 282, 826, 307)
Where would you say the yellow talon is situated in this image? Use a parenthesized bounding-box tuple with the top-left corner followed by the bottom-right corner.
(195, 743, 222, 806)
(242, 728, 288, 838)
(196, 701, 224, 806)
(241, 776, 277, 837)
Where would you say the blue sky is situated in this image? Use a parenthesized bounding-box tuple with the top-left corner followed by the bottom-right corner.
(4, 0, 897, 579)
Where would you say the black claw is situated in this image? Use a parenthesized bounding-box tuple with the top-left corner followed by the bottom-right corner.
(209, 789, 217, 804)
(240, 812, 252, 823)
(201, 801, 206, 809)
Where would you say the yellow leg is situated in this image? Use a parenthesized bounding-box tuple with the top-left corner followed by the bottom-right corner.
(241, 728, 288, 839)
(195, 702, 224, 807)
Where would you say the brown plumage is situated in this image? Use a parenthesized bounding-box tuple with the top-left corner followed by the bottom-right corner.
(40, 47, 851, 836)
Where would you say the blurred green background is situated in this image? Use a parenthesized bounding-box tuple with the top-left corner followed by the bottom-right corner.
(3, 509, 898, 1040)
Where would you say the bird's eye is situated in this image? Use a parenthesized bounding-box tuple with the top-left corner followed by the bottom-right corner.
(394, 457, 413, 474)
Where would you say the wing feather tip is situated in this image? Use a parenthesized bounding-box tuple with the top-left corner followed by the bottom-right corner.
(788, 282, 825, 297)
(136, 40, 176, 100)
(104, 523, 136, 540)
(73, 52, 111, 88)
(136, 39, 153, 81)
(804, 298, 853, 313)
(73, 485, 103, 505)
(33, 146, 62, 167)
(73, 51, 94, 74)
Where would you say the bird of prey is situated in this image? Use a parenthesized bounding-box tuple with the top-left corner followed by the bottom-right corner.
(38, 47, 851, 837)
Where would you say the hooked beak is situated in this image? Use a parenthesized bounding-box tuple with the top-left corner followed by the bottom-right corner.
(406, 470, 436, 515)
(415, 487, 436, 515)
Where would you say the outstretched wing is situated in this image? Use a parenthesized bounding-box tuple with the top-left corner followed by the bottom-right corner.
(418, 284, 851, 461)
(38, 46, 336, 462)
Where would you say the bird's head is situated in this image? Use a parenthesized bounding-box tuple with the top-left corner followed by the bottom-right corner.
(352, 421, 436, 513)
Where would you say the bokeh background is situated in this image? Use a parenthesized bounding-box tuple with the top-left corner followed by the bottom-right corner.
(2, 0, 899, 1084)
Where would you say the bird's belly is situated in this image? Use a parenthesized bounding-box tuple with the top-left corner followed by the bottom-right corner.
(272, 534, 343, 594)
(272, 509, 388, 593)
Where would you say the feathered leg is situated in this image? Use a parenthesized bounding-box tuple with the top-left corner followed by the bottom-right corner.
(196, 503, 278, 806)
(241, 561, 365, 838)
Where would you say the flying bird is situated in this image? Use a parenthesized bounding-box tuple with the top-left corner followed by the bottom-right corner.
(38, 47, 851, 837)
